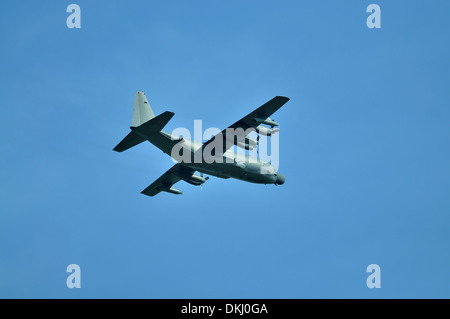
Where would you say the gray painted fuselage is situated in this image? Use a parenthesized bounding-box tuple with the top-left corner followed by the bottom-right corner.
(148, 130, 285, 185)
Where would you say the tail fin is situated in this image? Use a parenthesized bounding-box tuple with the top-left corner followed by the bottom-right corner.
(113, 92, 174, 152)
(132, 91, 155, 127)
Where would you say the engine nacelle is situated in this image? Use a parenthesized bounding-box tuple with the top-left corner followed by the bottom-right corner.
(256, 125, 279, 136)
(226, 135, 258, 150)
(236, 142, 254, 150)
(179, 173, 207, 186)
(158, 186, 183, 195)
(252, 117, 280, 127)
(236, 137, 258, 150)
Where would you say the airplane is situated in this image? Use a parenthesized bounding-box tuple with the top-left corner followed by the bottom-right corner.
(113, 92, 289, 196)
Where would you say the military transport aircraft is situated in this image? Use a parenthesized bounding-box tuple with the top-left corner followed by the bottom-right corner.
(113, 92, 289, 196)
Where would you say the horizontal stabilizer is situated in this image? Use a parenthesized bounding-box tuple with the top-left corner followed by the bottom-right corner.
(113, 111, 174, 152)
(113, 131, 146, 152)
(131, 111, 174, 139)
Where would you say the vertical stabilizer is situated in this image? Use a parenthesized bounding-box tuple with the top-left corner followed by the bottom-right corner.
(132, 91, 155, 127)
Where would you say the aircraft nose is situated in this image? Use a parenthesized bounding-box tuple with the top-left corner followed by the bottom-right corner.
(275, 174, 285, 185)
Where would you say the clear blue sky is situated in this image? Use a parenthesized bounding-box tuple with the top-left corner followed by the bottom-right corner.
(1, 0, 449, 298)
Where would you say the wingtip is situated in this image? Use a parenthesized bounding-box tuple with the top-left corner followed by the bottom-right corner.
(113, 145, 124, 152)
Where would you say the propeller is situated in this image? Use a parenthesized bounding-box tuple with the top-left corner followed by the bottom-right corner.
(257, 134, 260, 157)
(200, 173, 209, 191)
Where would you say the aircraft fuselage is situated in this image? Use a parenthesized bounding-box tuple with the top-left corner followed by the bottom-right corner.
(149, 131, 285, 186)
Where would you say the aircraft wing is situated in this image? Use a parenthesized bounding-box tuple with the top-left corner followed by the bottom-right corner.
(141, 164, 195, 196)
(200, 96, 289, 154)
